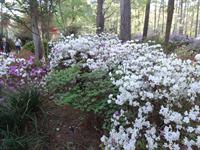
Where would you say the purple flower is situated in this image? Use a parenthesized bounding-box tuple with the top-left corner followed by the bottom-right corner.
(28, 56, 35, 65)
(114, 111, 120, 116)
(9, 66, 19, 76)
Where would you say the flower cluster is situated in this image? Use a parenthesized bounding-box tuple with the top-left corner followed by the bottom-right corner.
(48, 34, 200, 149)
(101, 42, 200, 149)
(49, 34, 143, 70)
(0, 52, 47, 88)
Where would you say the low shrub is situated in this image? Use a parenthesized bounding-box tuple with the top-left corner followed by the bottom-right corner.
(174, 45, 194, 59)
(44, 66, 80, 94)
(44, 66, 120, 130)
(0, 87, 44, 149)
(22, 41, 35, 53)
(23, 41, 49, 57)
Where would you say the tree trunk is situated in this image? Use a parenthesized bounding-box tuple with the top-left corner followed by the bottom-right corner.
(161, 0, 165, 34)
(31, 15, 43, 60)
(165, 0, 175, 44)
(173, 0, 178, 33)
(143, 0, 151, 40)
(120, 0, 131, 42)
(196, 0, 200, 37)
(30, 1, 43, 60)
(96, 0, 105, 34)
(154, 0, 157, 31)
(179, 0, 183, 34)
(190, 7, 195, 36)
(184, 1, 188, 35)
(157, 0, 162, 31)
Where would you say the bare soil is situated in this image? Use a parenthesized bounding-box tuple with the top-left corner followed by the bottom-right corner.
(40, 100, 101, 150)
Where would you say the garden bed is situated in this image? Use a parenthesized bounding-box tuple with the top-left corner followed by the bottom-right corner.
(40, 99, 101, 150)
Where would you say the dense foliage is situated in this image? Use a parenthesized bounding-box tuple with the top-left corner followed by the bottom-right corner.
(44, 65, 119, 130)
(0, 87, 44, 150)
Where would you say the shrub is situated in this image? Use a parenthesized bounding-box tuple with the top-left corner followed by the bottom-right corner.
(0, 87, 44, 149)
(101, 46, 200, 150)
(44, 66, 120, 130)
(174, 45, 194, 59)
(47, 34, 200, 149)
(169, 33, 192, 46)
(44, 66, 80, 94)
(23, 41, 49, 55)
(0, 53, 47, 88)
(56, 69, 119, 130)
(0, 86, 40, 131)
(22, 41, 35, 53)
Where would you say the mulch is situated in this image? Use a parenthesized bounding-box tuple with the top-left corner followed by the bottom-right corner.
(40, 99, 101, 150)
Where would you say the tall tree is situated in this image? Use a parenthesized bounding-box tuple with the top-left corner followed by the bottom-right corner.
(143, 0, 151, 40)
(120, 0, 131, 42)
(55, 0, 93, 36)
(190, 5, 195, 36)
(96, 0, 105, 34)
(179, 0, 184, 34)
(165, 0, 175, 44)
(29, 0, 43, 60)
(5, 0, 57, 60)
(195, 0, 200, 37)
(161, 0, 165, 34)
(154, 0, 157, 31)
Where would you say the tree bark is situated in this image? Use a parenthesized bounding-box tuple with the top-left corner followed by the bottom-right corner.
(165, 0, 175, 44)
(196, 0, 200, 37)
(190, 7, 195, 36)
(173, 0, 178, 33)
(179, 0, 183, 34)
(161, 0, 165, 34)
(143, 0, 151, 40)
(120, 0, 131, 42)
(30, 0, 43, 60)
(154, 0, 157, 31)
(157, 0, 162, 31)
(96, 0, 105, 34)
(184, 0, 188, 35)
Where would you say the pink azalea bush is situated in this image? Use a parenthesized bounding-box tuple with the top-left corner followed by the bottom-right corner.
(0, 52, 47, 88)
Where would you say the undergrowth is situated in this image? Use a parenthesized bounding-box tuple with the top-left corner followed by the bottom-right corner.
(0, 87, 45, 149)
(45, 66, 120, 131)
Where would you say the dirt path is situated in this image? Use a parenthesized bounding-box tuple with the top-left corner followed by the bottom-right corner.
(40, 100, 101, 150)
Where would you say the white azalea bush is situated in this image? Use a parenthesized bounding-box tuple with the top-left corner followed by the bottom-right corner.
(101, 46, 200, 149)
(49, 33, 140, 70)
(49, 34, 200, 150)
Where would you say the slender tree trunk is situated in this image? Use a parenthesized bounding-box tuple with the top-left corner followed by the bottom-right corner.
(96, 0, 105, 34)
(157, 0, 162, 31)
(165, 0, 175, 44)
(173, 0, 178, 33)
(30, 1, 43, 60)
(154, 0, 157, 31)
(143, 0, 151, 40)
(184, 1, 188, 35)
(161, 0, 165, 34)
(190, 8, 195, 36)
(120, 0, 131, 42)
(195, 0, 200, 37)
(137, 9, 140, 31)
(179, 0, 183, 34)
